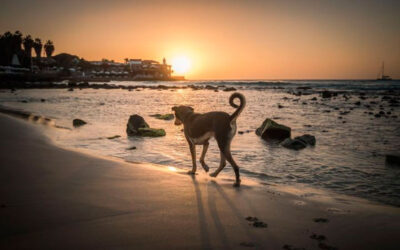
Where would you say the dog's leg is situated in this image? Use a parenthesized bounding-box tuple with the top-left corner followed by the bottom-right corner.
(188, 142, 197, 174)
(210, 152, 226, 177)
(223, 148, 241, 187)
(199, 141, 209, 172)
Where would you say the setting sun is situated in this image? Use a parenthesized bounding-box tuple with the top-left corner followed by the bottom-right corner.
(171, 56, 191, 75)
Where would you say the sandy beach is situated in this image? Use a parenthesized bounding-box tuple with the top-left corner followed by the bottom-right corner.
(0, 113, 399, 249)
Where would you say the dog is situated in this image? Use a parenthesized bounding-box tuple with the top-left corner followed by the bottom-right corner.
(172, 92, 246, 187)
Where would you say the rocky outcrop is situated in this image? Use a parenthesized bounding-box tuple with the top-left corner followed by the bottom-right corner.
(255, 118, 291, 141)
(126, 115, 149, 136)
(73, 119, 87, 127)
(281, 134, 316, 150)
(281, 138, 307, 150)
(126, 115, 166, 137)
(294, 134, 316, 146)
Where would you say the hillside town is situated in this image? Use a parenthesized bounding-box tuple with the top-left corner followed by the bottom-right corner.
(0, 31, 183, 82)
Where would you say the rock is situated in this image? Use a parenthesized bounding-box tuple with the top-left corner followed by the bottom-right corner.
(205, 85, 218, 90)
(278, 104, 284, 108)
(386, 155, 400, 166)
(21, 100, 28, 103)
(223, 87, 237, 92)
(107, 135, 121, 139)
(281, 138, 307, 150)
(238, 131, 244, 134)
(137, 127, 166, 137)
(126, 115, 149, 136)
(68, 88, 74, 91)
(311, 97, 317, 101)
(127, 146, 137, 150)
(40, 99, 46, 102)
(294, 134, 316, 146)
(256, 119, 291, 141)
(150, 113, 174, 120)
(73, 119, 87, 127)
(322, 91, 332, 98)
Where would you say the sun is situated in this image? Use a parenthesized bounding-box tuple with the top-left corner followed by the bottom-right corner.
(171, 56, 191, 75)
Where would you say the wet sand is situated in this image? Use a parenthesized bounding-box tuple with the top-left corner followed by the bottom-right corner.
(0, 113, 399, 249)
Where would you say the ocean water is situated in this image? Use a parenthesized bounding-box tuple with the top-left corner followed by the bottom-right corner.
(1, 80, 400, 206)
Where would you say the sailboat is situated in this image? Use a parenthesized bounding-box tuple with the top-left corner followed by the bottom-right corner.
(377, 62, 392, 81)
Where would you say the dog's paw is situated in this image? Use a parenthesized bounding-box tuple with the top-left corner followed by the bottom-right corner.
(209, 172, 217, 177)
(233, 180, 241, 187)
(187, 170, 196, 175)
(202, 164, 209, 172)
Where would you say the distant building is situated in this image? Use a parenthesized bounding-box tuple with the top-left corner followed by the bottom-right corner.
(125, 58, 171, 79)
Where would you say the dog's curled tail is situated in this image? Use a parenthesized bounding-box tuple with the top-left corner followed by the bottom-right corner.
(229, 92, 246, 121)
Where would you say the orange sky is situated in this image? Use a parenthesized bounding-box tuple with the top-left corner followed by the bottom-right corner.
(1, 0, 399, 79)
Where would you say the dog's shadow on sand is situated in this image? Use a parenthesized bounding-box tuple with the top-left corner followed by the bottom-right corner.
(189, 175, 259, 248)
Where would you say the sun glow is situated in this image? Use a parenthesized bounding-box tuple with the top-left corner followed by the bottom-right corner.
(171, 56, 191, 75)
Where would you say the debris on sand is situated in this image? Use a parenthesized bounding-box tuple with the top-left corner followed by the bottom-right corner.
(318, 242, 338, 250)
(245, 216, 258, 222)
(107, 135, 121, 140)
(245, 216, 267, 228)
(283, 244, 306, 250)
(240, 242, 255, 247)
(310, 233, 327, 241)
(313, 218, 329, 223)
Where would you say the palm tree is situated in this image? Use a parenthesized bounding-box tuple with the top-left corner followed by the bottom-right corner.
(33, 38, 42, 59)
(44, 40, 55, 58)
(23, 35, 34, 57)
(12, 30, 23, 53)
(23, 35, 34, 68)
(0, 31, 13, 65)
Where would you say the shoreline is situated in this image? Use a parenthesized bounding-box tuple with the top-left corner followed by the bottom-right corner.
(1, 113, 399, 249)
(0, 105, 399, 209)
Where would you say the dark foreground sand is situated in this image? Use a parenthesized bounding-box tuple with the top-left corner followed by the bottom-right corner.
(0, 114, 399, 250)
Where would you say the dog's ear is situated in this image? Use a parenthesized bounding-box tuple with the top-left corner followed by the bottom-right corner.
(188, 106, 194, 111)
(171, 106, 176, 111)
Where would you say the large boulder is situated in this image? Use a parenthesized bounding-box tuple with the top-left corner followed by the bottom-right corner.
(126, 115, 149, 136)
(281, 138, 307, 150)
(73, 119, 87, 127)
(256, 118, 291, 140)
(294, 134, 316, 146)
